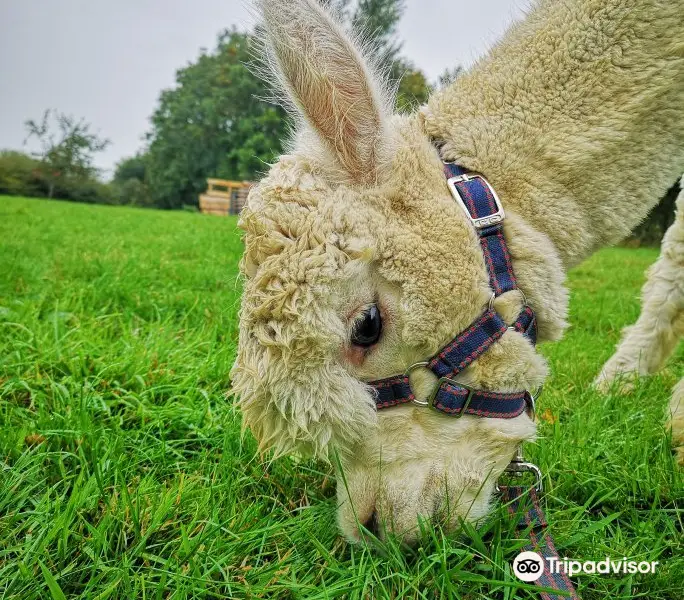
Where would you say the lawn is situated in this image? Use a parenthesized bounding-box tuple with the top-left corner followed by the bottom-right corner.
(0, 195, 682, 599)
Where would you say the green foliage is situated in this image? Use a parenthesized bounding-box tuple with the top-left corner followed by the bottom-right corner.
(324, 0, 404, 65)
(111, 153, 154, 207)
(52, 176, 114, 205)
(327, 0, 431, 112)
(24, 109, 110, 200)
(145, 29, 288, 209)
(437, 65, 464, 89)
(350, 0, 405, 66)
(142, 1, 431, 209)
(113, 153, 147, 184)
(0, 150, 112, 204)
(110, 178, 151, 207)
(393, 58, 431, 112)
(0, 195, 682, 598)
(0, 150, 45, 197)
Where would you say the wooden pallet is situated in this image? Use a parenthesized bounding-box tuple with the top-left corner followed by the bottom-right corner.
(199, 179, 251, 215)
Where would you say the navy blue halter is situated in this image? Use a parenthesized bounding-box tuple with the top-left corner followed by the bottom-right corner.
(368, 161, 537, 418)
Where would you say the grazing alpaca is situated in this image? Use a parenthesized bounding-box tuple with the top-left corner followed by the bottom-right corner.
(231, 0, 684, 542)
(595, 182, 684, 464)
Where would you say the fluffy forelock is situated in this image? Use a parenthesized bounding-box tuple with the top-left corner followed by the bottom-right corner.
(231, 155, 378, 457)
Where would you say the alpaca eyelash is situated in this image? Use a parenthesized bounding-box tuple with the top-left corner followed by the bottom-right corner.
(347, 298, 380, 328)
(350, 303, 375, 325)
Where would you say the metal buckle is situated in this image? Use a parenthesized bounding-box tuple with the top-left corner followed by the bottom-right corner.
(497, 460, 544, 493)
(446, 172, 506, 229)
(496, 445, 544, 493)
(404, 363, 474, 415)
(426, 377, 474, 417)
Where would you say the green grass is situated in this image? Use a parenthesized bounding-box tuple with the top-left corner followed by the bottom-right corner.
(0, 195, 682, 599)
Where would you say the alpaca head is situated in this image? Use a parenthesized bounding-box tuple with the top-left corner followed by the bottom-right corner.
(231, 0, 548, 543)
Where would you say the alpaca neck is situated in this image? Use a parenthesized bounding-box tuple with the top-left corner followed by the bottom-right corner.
(422, 0, 684, 268)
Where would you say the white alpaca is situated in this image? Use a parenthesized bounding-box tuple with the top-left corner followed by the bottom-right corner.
(596, 181, 684, 464)
(231, 0, 684, 543)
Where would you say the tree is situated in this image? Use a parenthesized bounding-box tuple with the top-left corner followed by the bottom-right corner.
(145, 30, 288, 209)
(0, 150, 44, 197)
(324, 0, 404, 67)
(437, 66, 463, 89)
(24, 110, 110, 199)
(143, 2, 433, 209)
(111, 153, 154, 207)
(393, 59, 431, 112)
(113, 153, 147, 184)
(328, 0, 431, 111)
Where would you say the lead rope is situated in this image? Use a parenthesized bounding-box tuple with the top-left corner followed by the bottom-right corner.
(500, 483, 580, 599)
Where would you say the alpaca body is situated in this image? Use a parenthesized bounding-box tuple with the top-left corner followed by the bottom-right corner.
(425, 0, 684, 266)
(232, 0, 684, 543)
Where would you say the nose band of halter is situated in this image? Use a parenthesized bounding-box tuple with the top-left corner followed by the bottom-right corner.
(368, 160, 538, 418)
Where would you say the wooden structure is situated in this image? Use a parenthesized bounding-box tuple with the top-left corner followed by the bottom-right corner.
(199, 179, 251, 216)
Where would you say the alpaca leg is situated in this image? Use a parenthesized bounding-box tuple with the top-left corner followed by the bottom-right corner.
(595, 180, 684, 392)
(670, 378, 684, 466)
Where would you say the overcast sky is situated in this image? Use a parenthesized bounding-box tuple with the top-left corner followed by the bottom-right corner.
(1, 0, 528, 177)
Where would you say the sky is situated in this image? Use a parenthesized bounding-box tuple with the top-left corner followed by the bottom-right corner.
(0, 0, 528, 178)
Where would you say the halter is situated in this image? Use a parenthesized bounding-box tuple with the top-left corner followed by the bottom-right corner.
(368, 161, 538, 417)
(367, 159, 580, 600)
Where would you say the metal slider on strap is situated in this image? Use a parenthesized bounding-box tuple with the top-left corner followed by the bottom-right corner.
(446, 171, 506, 229)
(404, 361, 476, 418)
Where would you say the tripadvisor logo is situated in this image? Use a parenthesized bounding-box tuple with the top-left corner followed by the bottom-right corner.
(512, 551, 545, 582)
(512, 551, 659, 581)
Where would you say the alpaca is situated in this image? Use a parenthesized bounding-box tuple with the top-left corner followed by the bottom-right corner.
(231, 0, 684, 543)
(595, 181, 684, 464)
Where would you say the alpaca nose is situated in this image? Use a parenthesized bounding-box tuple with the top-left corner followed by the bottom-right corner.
(362, 510, 380, 537)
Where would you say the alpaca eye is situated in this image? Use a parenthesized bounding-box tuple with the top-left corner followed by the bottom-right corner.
(351, 304, 382, 347)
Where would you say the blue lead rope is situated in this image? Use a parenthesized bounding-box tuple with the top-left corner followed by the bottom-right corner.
(500, 486, 580, 600)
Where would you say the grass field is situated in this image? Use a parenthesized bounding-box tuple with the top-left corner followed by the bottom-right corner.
(0, 195, 682, 599)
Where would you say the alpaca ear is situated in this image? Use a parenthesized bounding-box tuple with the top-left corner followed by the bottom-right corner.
(258, 0, 389, 183)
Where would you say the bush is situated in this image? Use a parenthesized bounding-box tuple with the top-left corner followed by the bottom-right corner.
(0, 149, 115, 205)
(113, 178, 154, 207)
(54, 177, 114, 205)
(0, 151, 47, 197)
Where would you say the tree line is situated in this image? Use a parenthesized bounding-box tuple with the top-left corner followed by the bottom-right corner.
(0, 0, 675, 242)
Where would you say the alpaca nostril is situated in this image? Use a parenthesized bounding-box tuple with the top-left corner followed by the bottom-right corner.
(362, 511, 380, 536)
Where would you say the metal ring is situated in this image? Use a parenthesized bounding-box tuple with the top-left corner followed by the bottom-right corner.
(531, 384, 544, 402)
(404, 362, 430, 406)
(489, 288, 528, 311)
(495, 460, 544, 493)
(404, 361, 429, 376)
